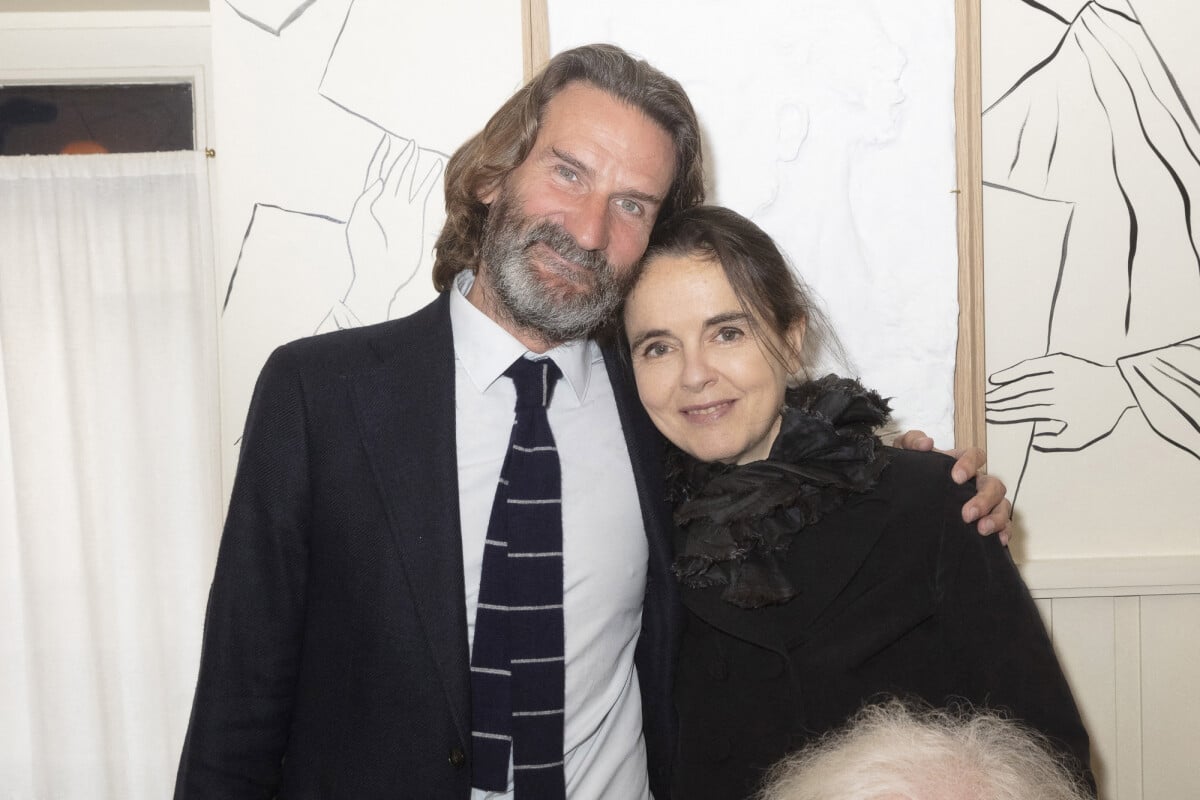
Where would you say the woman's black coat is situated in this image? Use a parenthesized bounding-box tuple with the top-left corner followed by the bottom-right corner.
(671, 448, 1092, 799)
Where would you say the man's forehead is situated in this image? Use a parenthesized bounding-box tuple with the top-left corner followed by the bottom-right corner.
(531, 82, 676, 190)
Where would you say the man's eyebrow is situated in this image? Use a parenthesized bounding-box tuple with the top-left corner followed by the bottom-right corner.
(551, 147, 666, 207)
(551, 148, 593, 179)
(623, 187, 665, 207)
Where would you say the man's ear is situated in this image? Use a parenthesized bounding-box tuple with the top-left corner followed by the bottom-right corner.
(477, 180, 500, 206)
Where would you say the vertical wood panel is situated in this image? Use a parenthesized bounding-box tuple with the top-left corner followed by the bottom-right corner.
(1050, 597, 1117, 798)
(1113, 596, 1143, 800)
(1139, 594, 1200, 800)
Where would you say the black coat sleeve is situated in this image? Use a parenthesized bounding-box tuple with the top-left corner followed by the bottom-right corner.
(936, 476, 1096, 791)
(175, 344, 312, 799)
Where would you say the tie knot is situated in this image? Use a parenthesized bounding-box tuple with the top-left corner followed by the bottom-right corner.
(505, 357, 562, 411)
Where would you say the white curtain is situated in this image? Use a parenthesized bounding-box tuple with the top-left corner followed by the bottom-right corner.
(0, 152, 222, 798)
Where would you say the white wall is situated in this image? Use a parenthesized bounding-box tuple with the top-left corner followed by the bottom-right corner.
(550, 0, 962, 444)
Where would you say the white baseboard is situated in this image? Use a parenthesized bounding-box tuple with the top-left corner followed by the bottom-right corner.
(1018, 555, 1200, 598)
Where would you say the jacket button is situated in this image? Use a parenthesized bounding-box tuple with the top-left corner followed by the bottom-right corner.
(708, 656, 729, 681)
(448, 747, 466, 768)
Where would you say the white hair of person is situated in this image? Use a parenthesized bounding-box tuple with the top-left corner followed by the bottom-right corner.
(756, 700, 1092, 800)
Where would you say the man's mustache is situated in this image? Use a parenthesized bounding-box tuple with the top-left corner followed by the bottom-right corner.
(521, 221, 609, 277)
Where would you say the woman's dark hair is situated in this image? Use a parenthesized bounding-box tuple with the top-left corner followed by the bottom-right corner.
(432, 43, 705, 291)
(635, 205, 849, 383)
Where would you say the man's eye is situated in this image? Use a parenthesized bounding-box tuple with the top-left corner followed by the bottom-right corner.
(556, 165, 578, 182)
(617, 198, 643, 216)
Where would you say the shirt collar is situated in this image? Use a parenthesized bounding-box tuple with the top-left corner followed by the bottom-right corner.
(449, 271, 598, 401)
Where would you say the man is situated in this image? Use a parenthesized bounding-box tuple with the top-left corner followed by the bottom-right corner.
(176, 44, 1008, 799)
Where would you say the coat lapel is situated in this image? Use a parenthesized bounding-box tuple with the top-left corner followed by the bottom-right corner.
(602, 343, 676, 595)
(602, 341, 682, 796)
(346, 293, 473, 745)
(679, 490, 890, 656)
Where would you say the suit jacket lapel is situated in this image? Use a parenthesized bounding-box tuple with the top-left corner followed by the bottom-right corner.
(602, 342, 675, 587)
(346, 293, 472, 745)
(602, 340, 682, 796)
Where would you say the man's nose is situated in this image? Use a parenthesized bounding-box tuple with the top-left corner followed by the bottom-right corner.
(565, 194, 610, 252)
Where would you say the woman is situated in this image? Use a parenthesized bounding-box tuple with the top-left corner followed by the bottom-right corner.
(620, 206, 1093, 799)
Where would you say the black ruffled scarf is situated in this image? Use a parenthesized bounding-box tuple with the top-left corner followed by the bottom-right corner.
(667, 375, 893, 609)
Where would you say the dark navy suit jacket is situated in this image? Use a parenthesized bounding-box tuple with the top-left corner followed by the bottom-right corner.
(175, 292, 681, 799)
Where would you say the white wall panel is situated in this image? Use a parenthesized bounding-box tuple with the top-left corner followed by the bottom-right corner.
(1139, 594, 1200, 799)
(1025, 558, 1200, 798)
(1051, 597, 1120, 796)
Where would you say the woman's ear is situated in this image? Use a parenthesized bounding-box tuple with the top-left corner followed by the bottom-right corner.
(786, 318, 807, 374)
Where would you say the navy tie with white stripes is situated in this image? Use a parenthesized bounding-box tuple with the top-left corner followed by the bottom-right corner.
(470, 356, 566, 798)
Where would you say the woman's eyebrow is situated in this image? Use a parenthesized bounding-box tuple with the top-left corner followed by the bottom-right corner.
(628, 310, 751, 352)
(704, 311, 752, 328)
(628, 328, 671, 352)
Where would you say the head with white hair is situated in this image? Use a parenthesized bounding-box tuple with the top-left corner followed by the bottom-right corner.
(756, 700, 1092, 800)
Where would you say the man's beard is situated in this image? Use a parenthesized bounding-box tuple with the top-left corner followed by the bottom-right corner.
(478, 186, 631, 343)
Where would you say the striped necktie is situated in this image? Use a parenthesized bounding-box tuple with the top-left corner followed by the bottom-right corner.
(470, 356, 566, 798)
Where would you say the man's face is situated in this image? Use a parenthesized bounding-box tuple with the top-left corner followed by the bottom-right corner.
(476, 81, 677, 345)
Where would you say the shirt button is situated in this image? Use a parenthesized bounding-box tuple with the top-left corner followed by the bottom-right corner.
(448, 747, 466, 769)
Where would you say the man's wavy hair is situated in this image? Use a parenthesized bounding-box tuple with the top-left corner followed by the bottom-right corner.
(431, 43, 705, 291)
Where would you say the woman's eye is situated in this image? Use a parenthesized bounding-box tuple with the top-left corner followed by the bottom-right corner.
(717, 327, 744, 342)
(641, 342, 670, 358)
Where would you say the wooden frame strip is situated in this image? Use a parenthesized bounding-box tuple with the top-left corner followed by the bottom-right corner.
(522, 0, 550, 81)
(954, 0, 986, 450)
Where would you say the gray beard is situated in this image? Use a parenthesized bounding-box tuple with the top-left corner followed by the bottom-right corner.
(479, 188, 628, 343)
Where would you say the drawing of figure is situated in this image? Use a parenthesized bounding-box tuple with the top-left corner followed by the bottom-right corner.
(737, 3, 955, 432)
(224, 134, 444, 337)
(982, 0, 1200, 555)
(216, 0, 520, 468)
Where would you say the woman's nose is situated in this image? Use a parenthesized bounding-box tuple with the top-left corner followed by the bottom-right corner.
(680, 348, 717, 392)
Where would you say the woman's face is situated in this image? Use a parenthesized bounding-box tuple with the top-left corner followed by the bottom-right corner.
(624, 252, 801, 465)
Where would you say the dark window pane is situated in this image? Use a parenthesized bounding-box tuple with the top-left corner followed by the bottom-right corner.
(0, 83, 194, 156)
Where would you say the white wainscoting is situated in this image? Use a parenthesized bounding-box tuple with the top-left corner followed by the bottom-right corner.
(1022, 556, 1200, 799)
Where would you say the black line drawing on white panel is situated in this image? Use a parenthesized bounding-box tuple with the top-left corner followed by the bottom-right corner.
(219, 0, 448, 450)
(226, 0, 319, 36)
(981, 0, 1200, 545)
(222, 135, 443, 336)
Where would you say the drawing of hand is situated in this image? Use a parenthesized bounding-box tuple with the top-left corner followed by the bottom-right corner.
(343, 134, 444, 322)
(985, 353, 1137, 451)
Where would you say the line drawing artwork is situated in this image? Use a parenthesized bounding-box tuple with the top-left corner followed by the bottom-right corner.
(215, 0, 521, 483)
(220, 0, 448, 341)
(217, 0, 465, 460)
(223, 134, 445, 337)
(226, 0, 319, 35)
(981, 0, 1200, 556)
